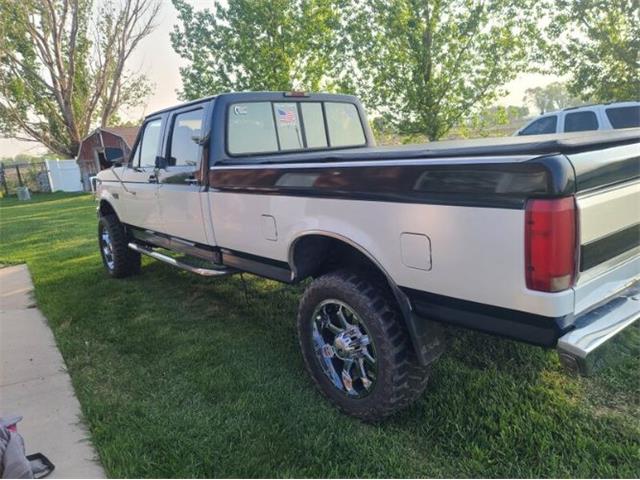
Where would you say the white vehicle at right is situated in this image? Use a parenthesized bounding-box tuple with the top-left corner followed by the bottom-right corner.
(516, 101, 640, 136)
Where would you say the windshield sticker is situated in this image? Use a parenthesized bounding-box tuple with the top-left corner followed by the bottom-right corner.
(276, 107, 298, 125)
(233, 105, 248, 115)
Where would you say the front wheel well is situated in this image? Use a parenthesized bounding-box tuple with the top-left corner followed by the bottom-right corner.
(98, 200, 117, 219)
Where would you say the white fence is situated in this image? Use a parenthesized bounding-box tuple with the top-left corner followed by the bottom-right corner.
(45, 159, 83, 192)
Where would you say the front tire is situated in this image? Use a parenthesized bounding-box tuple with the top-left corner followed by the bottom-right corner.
(98, 214, 141, 278)
(297, 269, 431, 421)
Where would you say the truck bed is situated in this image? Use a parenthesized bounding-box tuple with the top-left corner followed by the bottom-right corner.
(210, 127, 639, 333)
(219, 128, 640, 163)
(217, 128, 640, 194)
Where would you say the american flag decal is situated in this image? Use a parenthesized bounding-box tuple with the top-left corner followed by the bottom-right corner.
(277, 108, 297, 124)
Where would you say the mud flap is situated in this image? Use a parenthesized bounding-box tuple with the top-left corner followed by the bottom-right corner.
(406, 313, 446, 365)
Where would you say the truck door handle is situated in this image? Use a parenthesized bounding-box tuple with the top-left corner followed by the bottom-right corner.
(148, 174, 158, 183)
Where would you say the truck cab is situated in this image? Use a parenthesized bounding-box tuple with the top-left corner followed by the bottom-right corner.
(99, 92, 374, 246)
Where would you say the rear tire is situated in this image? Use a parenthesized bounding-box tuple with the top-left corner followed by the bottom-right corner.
(98, 214, 141, 278)
(297, 269, 431, 421)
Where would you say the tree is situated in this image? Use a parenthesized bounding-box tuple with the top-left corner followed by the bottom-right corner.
(544, 0, 639, 102)
(523, 82, 582, 114)
(342, 0, 541, 140)
(0, 0, 159, 157)
(453, 104, 530, 138)
(171, 0, 343, 100)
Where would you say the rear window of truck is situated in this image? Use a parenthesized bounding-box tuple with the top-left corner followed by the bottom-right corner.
(605, 106, 640, 129)
(227, 101, 365, 155)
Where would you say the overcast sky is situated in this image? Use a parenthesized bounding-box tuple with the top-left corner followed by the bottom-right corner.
(0, 1, 559, 158)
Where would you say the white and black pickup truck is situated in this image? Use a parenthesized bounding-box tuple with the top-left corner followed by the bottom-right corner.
(96, 92, 640, 420)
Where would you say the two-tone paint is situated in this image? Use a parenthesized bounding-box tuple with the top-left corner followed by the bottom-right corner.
(96, 92, 640, 357)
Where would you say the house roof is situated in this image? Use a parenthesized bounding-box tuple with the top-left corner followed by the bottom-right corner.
(100, 126, 140, 147)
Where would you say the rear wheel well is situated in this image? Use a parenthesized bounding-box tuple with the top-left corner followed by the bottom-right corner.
(291, 234, 392, 295)
(290, 234, 445, 367)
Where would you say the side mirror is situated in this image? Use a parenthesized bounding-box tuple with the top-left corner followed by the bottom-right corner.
(100, 148, 125, 168)
(191, 129, 210, 146)
(106, 156, 123, 167)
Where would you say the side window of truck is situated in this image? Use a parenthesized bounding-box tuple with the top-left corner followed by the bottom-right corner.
(519, 115, 557, 135)
(168, 109, 204, 167)
(606, 106, 640, 129)
(564, 111, 598, 132)
(227, 101, 365, 155)
(228, 102, 278, 155)
(133, 118, 163, 168)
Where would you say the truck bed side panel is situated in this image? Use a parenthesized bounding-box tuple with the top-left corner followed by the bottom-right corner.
(207, 191, 574, 319)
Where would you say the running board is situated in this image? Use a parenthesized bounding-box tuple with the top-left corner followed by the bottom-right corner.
(128, 243, 235, 277)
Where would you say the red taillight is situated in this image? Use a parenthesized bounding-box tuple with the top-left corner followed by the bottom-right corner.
(525, 197, 577, 292)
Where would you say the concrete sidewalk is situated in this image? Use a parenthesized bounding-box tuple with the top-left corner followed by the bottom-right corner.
(0, 265, 105, 478)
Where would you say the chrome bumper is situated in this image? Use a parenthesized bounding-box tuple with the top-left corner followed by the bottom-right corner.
(557, 282, 640, 375)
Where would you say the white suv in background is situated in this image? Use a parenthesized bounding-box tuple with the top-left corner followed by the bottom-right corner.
(516, 101, 640, 136)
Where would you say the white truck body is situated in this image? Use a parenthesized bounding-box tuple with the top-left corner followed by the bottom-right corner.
(95, 92, 639, 418)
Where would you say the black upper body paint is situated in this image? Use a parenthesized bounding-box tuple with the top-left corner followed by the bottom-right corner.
(208, 154, 576, 209)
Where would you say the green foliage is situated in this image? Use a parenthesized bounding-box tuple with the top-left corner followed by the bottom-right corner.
(0, 0, 157, 157)
(343, 0, 541, 140)
(0, 193, 639, 477)
(543, 0, 640, 102)
(169, 0, 636, 139)
(171, 0, 344, 99)
(524, 81, 584, 114)
(454, 104, 529, 138)
(373, 104, 530, 143)
(171, 0, 543, 140)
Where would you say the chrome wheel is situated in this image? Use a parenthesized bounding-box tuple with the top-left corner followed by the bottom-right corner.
(100, 227, 115, 271)
(311, 299, 377, 398)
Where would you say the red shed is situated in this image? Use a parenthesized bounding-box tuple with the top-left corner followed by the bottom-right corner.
(76, 126, 139, 191)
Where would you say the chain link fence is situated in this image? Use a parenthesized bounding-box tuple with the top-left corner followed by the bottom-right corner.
(0, 161, 51, 197)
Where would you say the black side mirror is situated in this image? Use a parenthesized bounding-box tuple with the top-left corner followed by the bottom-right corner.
(192, 128, 210, 146)
(106, 156, 123, 167)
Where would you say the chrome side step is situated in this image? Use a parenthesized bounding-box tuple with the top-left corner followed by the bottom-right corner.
(128, 243, 235, 277)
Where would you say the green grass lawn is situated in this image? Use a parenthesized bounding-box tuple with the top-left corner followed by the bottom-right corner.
(1, 192, 638, 478)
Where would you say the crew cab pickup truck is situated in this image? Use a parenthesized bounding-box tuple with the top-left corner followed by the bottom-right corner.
(96, 92, 640, 420)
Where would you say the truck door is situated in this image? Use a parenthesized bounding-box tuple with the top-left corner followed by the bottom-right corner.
(155, 104, 210, 245)
(115, 116, 164, 231)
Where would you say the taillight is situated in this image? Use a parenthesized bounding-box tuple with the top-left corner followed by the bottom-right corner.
(525, 197, 577, 292)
